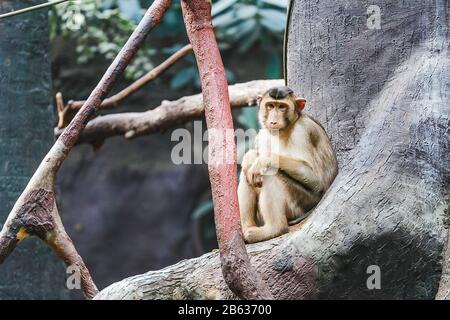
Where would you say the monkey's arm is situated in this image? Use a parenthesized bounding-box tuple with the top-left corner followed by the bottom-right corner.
(241, 149, 263, 188)
(271, 155, 322, 195)
(241, 149, 257, 172)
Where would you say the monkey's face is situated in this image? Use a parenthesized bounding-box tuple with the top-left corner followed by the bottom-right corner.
(257, 86, 307, 131)
(259, 97, 298, 131)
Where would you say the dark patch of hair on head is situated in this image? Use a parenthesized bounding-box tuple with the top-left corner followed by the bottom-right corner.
(266, 86, 294, 100)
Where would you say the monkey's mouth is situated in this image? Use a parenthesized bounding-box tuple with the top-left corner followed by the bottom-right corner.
(268, 124, 284, 130)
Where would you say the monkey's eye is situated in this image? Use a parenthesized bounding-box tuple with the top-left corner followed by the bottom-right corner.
(266, 104, 274, 110)
(279, 105, 287, 112)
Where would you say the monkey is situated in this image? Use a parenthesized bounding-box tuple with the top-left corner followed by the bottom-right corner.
(238, 86, 338, 244)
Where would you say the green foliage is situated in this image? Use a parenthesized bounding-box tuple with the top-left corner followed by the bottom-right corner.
(213, 0, 287, 52)
(50, 0, 156, 79)
(50, 0, 287, 86)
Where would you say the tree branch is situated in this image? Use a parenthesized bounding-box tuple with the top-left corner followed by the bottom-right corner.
(57, 44, 193, 128)
(0, 0, 69, 19)
(0, 0, 172, 299)
(180, 0, 273, 300)
(90, 155, 347, 300)
(95, 224, 315, 300)
(54, 79, 283, 145)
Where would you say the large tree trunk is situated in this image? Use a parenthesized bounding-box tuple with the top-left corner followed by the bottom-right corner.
(97, 0, 449, 299)
(0, 1, 69, 299)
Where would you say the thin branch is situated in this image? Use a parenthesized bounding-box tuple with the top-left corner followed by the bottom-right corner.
(58, 43, 193, 126)
(0, 0, 70, 19)
(55, 92, 69, 129)
(54, 79, 284, 145)
(0, 0, 172, 299)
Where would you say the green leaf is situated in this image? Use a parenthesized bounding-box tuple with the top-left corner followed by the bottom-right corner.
(238, 25, 261, 52)
(192, 201, 214, 220)
(101, 0, 117, 10)
(226, 18, 257, 41)
(117, 0, 142, 23)
(212, 0, 238, 16)
(259, 8, 286, 32)
(213, 10, 240, 28)
(260, 0, 288, 9)
(235, 4, 258, 20)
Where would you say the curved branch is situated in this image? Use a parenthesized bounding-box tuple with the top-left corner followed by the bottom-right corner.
(57, 44, 193, 128)
(95, 227, 316, 300)
(0, 0, 172, 299)
(54, 79, 283, 145)
(95, 223, 316, 300)
(180, 0, 273, 300)
(67, 44, 192, 110)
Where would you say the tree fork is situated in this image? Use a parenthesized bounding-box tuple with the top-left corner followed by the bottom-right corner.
(0, 0, 172, 299)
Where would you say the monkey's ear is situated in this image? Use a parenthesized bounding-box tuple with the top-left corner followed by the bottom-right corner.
(295, 98, 306, 110)
(256, 95, 263, 104)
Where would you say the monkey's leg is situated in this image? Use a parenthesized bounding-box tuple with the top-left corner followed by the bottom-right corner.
(238, 171, 258, 232)
(244, 176, 288, 243)
(280, 173, 320, 226)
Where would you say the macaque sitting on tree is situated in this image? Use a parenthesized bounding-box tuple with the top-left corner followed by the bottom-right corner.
(238, 86, 338, 243)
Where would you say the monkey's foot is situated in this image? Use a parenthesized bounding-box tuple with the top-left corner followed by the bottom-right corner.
(244, 226, 286, 244)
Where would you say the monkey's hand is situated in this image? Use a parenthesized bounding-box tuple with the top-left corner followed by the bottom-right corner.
(241, 149, 260, 187)
(246, 156, 273, 188)
(246, 164, 263, 188)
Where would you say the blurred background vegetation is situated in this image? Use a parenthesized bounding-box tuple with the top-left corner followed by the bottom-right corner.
(50, 0, 286, 84)
(48, 0, 287, 293)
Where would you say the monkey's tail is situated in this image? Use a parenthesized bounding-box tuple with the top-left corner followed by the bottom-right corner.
(288, 212, 311, 226)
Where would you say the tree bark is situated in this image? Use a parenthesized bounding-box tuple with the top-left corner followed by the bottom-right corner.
(95, 0, 449, 300)
(179, 0, 272, 299)
(0, 0, 69, 299)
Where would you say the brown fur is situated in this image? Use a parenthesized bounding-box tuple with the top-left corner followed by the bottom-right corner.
(238, 87, 338, 243)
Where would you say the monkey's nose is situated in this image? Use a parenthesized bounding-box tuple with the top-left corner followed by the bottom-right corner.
(270, 121, 278, 125)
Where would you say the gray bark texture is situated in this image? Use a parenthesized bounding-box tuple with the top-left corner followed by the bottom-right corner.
(95, 0, 449, 299)
(285, 0, 449, 299)
(0, 1, 69, 299)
